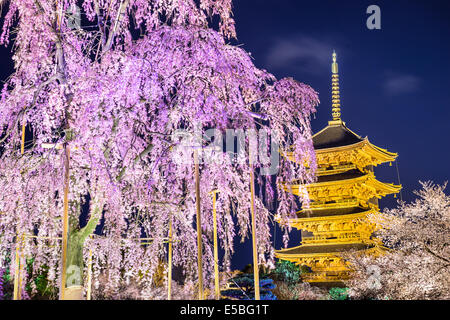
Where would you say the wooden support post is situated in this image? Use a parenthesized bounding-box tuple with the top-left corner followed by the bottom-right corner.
(249, 140, 260, 300)
(86, 235, 93, 300)
(13, 237, 20, 300)
(13, 234, 24, 300)
(59, 145, 70, 300)
(194, 149, 204, 300)
(211, 190, 220, 300)
(13, 122, 27, 300)
(20, 122, 26, 155)
(17, 236, 25, 300)
(167, 217, 173, 300)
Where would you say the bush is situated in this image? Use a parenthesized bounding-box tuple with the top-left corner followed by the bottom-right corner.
(328, 287, 349, 300)
(271, 260, 302, 285)
(272, 281, 328, 300)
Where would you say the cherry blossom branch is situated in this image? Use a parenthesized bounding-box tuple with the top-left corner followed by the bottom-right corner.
(424, 243, 450, 264)
(80, 200, 105, 240)
(103, 0, 129, 54)
(0, 74, 60, 144)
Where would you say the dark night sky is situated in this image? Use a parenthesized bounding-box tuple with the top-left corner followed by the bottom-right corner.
(1, 1, 449, 271)
(230, 0, 450, 269)
(232, 0, 450, 200)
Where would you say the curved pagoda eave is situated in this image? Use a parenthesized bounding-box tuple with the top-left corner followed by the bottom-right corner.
(315, 138, 398, 162)
(283, 171, 402, 199)
(284, 137, 398, 170)
(275, 243, 387, 258)
(276, 207, 377, 227)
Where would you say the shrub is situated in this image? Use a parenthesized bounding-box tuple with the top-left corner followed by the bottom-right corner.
(271, 260, 302, 285)
(328, 287, 349, 300)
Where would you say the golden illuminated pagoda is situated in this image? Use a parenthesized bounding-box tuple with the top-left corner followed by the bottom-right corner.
(275, 51, 401, 286)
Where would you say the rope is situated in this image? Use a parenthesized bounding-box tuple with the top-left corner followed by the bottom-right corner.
(395, 159, 403, 201)
(273, 222, 276, 250)
(224, 271, 251, 300)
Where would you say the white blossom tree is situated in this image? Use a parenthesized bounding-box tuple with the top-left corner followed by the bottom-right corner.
(345, 181, 450, 300)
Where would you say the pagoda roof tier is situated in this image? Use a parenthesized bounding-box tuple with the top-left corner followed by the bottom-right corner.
(284, 171, 401, 204)
(275, 242, 369, 257)
(275, 242, 387, 259)
(277, 208, 379, 235)
(285, 139, 398, 172)
(314, 137, 398, 170)
(312, 121, 363, 149)
(275, 206, 374, 226)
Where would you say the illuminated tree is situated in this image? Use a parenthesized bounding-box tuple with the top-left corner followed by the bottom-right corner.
(345, 182, 450, 300)
(0, 0, 318, 298)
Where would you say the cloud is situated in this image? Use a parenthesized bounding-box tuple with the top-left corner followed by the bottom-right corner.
(383, 74, 421, 95)
(264, 35, 335, 75)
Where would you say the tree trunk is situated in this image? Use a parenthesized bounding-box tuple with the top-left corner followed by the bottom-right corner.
(63, 229, 86, 300)
(62, 200, 103, 300)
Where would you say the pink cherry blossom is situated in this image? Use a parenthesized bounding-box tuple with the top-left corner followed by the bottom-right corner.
(0, 0, 318, 298)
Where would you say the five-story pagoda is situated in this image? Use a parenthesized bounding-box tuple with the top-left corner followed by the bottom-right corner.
(275, 51, 401, 286)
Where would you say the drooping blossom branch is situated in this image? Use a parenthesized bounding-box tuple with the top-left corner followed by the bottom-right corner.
(0, 0, 318, 298)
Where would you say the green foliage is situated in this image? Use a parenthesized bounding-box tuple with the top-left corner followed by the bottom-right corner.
(24, 258, 57, 299)
(272, 260, 302, 285)
(299, 265, 313, 274)
(328, 287, 349, 300)
(3, 255, 12, 283)
(0, 255, 12, 300)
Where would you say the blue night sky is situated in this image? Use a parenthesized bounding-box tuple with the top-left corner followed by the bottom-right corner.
(0, 1, 449, 271)
(230, 0, 450, 269)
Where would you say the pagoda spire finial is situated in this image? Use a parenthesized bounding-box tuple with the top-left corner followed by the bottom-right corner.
(330, 50, 342, 123)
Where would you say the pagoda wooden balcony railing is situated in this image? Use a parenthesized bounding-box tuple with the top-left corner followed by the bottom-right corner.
(311, 229, 374, 238)
(301, 270, 351, 282)
(307, 198, 361, 209)
(301, 231, 373, 245)
(316, 164, 357, 176)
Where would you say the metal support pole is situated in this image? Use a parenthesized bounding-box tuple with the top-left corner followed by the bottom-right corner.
(167, 217, 173, 300)
(194, 149, 204, 300)
(59, 145, 70, 300)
